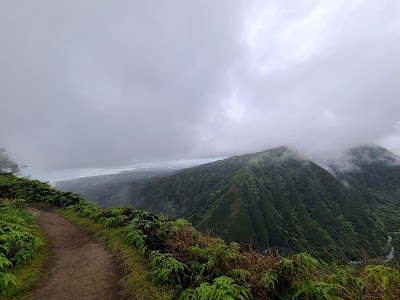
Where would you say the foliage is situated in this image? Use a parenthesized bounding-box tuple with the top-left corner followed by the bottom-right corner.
(149, 251, 188, 287)
(0, 198, 44, 294)
(0, 148, 19, 175)
(124, 223, 147, 255)
(364, 265, 400, 299)
(0, 174, 83, 207)
(180, 276, 252, 300)
(67, 201, 102, 220)
(2, 174, 400, 299)
(291, 280, 343, 300)
(260, 271, 278, 290)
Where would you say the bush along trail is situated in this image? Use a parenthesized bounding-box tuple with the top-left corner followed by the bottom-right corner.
(0, 198, 44, 299)
(1, 174, 400, 299)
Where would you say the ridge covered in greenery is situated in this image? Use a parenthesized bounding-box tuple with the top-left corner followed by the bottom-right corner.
(331, 145, 400, 262)
(100, 146, 394, 260)
(1, 174, 400, 299)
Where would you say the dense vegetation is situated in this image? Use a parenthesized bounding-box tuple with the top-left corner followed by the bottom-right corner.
(90, 146, 393, 260)
(1, 174, 400, 299)
(0, 198, 44, 295)
(332, 145, 400, 262)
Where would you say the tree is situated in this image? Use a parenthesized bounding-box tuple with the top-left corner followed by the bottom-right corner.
(0, 148, 19, 175)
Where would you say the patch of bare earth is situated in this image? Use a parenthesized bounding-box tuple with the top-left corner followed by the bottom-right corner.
(32, 208, 122, 300)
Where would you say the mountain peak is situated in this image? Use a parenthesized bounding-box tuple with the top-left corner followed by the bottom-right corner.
(348, 144, 400, 165)
(239, 146, 305, 162)
(327, 144, 400, 175)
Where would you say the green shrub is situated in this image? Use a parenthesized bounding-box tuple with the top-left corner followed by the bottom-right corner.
(0, 198, 44, 293)
(291, 280, 344, 300)
(364, 265, 400, 299)
(180, 276, 252, 300)
(124, 222, 148, 255)
(149, 250, 188, 287)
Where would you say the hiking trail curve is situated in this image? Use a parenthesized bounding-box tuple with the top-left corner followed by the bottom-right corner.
(30, 207, 122, 300)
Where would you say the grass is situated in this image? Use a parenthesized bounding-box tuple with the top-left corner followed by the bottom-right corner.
(57, 209, 173, 300)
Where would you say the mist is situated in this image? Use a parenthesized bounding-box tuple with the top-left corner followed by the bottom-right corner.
(1, 0, 400, 179)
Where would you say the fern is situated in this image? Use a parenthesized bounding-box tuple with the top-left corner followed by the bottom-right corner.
(0, 271, 17, 291)
(180, 276, 252, 300)
(149, 250, 188, 286)
(291, 280, 344, 300)
(123, 221, 148, 254)
(365, 265, 399, 299)
(0, 254, 12, 270)
(325, 264, 363, 296)
(0, 200, 43, 293)
(260, 271, 278, 290)
(231, 269, 251, 285)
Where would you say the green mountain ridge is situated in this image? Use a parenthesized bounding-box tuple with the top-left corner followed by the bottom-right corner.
(330, 145, 400, 234)
(56, 145, 400, 259)
(122, 146, 390, 258)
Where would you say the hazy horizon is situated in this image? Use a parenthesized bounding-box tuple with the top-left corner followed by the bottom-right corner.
(23, 143, 400, 182)
(24, 157, 224, 182)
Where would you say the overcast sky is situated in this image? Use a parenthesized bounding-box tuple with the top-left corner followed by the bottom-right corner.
(1, 0, 400, 177)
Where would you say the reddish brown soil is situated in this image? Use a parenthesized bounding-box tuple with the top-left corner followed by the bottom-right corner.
(32, 208, 122, 300)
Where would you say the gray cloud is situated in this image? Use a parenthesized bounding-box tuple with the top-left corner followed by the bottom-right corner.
(1, 0, 400, 173)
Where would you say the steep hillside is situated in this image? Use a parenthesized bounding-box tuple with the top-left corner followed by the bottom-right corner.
(128, 147, 386, 258)
(331, 145, 400, 202)
(330, 145, 400, 260)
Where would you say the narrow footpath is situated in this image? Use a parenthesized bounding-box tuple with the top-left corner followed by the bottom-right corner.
(31, 207, 122, 300)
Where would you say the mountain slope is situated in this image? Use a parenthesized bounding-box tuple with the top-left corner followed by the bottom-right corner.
(331, 145, 400, 232)
(129, 147, 385, 258)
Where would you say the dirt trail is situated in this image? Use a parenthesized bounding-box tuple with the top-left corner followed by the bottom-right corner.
(31, 207, 122, 300)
